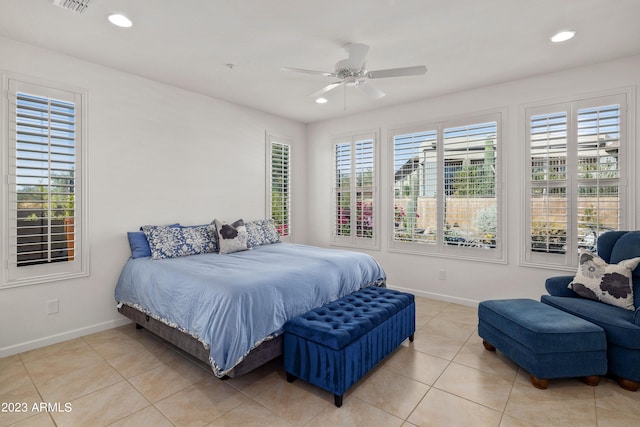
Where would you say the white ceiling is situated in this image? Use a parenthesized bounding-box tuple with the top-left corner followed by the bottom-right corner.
(1, 0, 639, 123)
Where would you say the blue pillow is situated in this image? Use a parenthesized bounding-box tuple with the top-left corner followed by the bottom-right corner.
(128, 232, 152, 258)
(128, 223, 179, 258)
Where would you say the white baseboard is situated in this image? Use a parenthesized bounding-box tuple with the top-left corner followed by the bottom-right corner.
(0, 317, 132, 358)
(386, 285, 479, 307)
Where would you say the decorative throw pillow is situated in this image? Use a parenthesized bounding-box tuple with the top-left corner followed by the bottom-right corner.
(128, 223, 180, 258)
(246, 219, 281, 248)
(141, 224, 216, 260)
(127, 231, 152, 258)
(213, 219, 249, 254)
(568, 250, 640, 310)
(181, 224, 219, 253)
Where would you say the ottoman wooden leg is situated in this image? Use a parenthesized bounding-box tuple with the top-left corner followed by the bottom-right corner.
(582, 375, 600, 386)
(286, 373, 296, 383)
(530, 374, 549, 389)
(482, 340, 496, 351)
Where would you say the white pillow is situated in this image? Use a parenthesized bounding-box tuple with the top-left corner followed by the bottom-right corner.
(213, 219, 249, 254)
(568, 250, 640, 310)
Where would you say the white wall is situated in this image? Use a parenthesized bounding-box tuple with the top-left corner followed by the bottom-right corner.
(0, 36, 306, 357)
(306, 55, 640, 305)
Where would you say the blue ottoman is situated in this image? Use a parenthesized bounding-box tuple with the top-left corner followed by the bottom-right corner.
(284, 287, 415, 407)
(478, 299, 607, 389)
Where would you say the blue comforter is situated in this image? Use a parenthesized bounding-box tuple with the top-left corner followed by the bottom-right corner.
(114, 243, 385, 377)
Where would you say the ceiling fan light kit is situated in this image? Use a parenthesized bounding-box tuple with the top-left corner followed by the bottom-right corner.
(51, 0, 91, 13)
(283, 43, 427, 104)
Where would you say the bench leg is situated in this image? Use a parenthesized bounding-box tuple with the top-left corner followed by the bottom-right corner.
(334, 394, 343, 408)
(529, 374, 549, 389)
(286, 373, 296, 383)
(409, 334, 414, 342)
(482, 340, 496, 351)
(582, 375, 600, 386)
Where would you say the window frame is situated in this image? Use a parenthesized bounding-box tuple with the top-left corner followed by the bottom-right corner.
(1, 73, 89, 288)
(388, 111, 505, 263)
(521, 90, 633, 269)
(265, 133, 292, 241)
(331, 129, 379, 250)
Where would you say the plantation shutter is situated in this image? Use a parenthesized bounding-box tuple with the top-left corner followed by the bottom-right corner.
(576, 104, 621, 247)
(6, 78, 86, 286)
(334, 142, 351, 238)
(443, 121, 497, 248)
(354, 139, 374, 238)
(529, 110, 569, 255)
(270, 141, 291, 237)
(392, 130, 437, 244)
(525, 94, 625, 267)
(332, 132, 377, 248)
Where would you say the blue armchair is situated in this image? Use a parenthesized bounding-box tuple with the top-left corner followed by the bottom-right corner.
(542, 230, 640, 391)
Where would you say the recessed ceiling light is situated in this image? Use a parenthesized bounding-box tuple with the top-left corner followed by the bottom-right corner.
(108, 13, 132, 28)
(551, 30, 575, 43)
(315, 98, 328, 104)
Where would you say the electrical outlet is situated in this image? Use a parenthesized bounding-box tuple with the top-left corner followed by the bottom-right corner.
(47, 299, 59, 315)
(438, 270, 446, 280)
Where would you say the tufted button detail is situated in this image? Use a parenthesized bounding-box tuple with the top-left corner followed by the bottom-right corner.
(284, 286, 414, 351)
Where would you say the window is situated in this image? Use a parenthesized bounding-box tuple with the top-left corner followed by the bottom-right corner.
(390, 113, 503, 262)
(266, 134, 291, 238)
(332, 130, 378, 248)
(524, 93, 628, 268)
(3, 77, 87, 287)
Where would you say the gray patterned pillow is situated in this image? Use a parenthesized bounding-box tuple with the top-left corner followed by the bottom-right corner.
(568, 250, 640, 310)
(213, 218, 249, 254)
(141, 225, 216, 260)
(246, 219, 281, 248)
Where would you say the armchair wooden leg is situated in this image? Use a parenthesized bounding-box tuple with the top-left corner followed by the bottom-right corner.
(482, 340, 496, 351)
(529, 374, 549, 389)
(617, 377, 640, 392)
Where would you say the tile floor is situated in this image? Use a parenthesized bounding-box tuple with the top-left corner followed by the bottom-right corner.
(2, 296, 640, 426)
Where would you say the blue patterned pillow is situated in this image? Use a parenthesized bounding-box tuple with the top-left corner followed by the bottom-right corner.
(246, 219, 281, 248)
(141, 224, 216, 260)
(181, 224, 219, 253)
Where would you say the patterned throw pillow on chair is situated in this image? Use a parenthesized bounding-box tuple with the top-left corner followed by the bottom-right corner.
(568, 250, 640, 310)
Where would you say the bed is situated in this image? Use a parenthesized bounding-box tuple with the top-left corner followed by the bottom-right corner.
(115, 242, 386, 378)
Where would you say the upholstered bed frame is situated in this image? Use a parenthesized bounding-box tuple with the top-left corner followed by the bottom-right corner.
(118, 303, 283, 378)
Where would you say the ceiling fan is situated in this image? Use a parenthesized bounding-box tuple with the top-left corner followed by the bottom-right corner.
(283, 43, 427, 100)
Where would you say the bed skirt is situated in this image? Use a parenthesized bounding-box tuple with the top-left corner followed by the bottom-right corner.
(118, 304, 283, 378)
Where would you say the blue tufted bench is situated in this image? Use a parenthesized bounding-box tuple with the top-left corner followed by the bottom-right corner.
(478, 299, 607, 389)
(283, 286, 415, 407)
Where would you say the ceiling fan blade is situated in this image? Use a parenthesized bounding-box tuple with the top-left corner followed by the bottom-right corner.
(358, 82, 385, 99)
(310, 81, 344, 98)
(346, 43, 369, 70)
(281, 67, 335, 77)
(367, 65, 427, 79)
